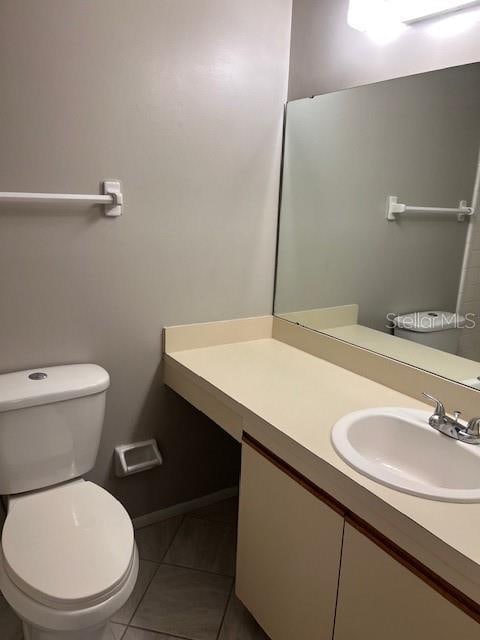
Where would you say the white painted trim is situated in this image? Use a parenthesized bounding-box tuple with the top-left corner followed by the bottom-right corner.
(132, 485, 239, 529)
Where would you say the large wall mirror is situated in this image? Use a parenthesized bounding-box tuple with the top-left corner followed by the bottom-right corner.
(275, 63, 480, 389)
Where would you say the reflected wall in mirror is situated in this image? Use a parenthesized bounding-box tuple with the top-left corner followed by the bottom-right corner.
(275, 63, 480, 389)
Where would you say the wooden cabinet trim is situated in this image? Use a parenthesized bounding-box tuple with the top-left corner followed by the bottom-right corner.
(242, 433, 480, 624)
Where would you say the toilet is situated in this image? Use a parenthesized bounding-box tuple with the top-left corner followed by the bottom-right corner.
(0, 364, 139, 640)
(393, 310, 464, 355)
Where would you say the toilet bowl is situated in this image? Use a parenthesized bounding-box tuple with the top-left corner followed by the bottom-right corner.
(0, 480, 138, 640)
(0, 364, 139, 639)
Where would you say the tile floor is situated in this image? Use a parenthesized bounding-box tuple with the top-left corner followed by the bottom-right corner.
(0, 497, 270, 640)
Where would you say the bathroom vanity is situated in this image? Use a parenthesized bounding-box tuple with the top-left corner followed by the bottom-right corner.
(163, 316, 480, 639)
(238, 438, 477, 640)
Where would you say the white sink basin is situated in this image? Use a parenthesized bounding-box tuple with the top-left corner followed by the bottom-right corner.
(331, 408, 480, 502)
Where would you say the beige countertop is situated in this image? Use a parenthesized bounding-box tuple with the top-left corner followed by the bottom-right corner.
(164, 325, 480, 603)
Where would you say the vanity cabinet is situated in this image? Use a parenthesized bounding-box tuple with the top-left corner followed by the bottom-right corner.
(237, 438, 479, 640)
(334, 523, 479, 640)
(236, 441, 344, 640)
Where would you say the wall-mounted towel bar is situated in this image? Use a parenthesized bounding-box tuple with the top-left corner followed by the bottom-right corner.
(0, 180, 123, 217)
(386, 195, 474, 222)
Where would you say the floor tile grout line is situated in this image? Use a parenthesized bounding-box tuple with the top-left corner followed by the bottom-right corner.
(122, 580, 235, 640)
(161, 513, 237, 578)
(133, 498, 238, 532)
(125, 622, 196, 640)
(125, 561, 162, 627)
(189, 515, 237, 524)
(215, 580, 235, 640)
(134, 514, 185, 566)
(186, 504, 239, 529)
(160, 514, 186, 563)
(189, 499, 238, 519)
(125, 516, 185, 627)
(161, 560, 235, 579)
(183, 515, 238, 531)
(121, 508, 234, 638)
(135, 512, 186, 533)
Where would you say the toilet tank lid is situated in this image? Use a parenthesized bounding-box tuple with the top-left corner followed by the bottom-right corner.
(393, 311, 465, 333)
(0, 364, 110, 412)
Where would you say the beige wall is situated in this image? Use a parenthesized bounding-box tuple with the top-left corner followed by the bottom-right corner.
(289, 0, 480, 99)
(0, 0, 292, 517)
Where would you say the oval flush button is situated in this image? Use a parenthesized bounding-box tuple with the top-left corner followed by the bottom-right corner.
(28, 372, 48, 380)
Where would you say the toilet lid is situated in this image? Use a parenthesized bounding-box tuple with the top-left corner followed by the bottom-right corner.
(2, 481, 134, 608)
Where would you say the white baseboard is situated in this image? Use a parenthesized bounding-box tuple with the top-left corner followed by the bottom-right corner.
(132, 485, 239, 529)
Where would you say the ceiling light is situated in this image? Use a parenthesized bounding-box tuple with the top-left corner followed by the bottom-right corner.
(348, 0, 480, 43)
(426, 5, 480, 35)
(385, 0, 480, 24)
(347, 0, 407, 42)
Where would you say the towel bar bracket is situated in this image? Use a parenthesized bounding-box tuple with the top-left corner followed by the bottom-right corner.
(103, 180, 123, 217)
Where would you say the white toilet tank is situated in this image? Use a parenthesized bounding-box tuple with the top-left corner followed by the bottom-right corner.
(393, 311, 464, 355)
(0, 364, 110, 495)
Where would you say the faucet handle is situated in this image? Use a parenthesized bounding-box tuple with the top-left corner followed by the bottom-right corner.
(421, 393, 446, 418)
(466, 417, 480, 437)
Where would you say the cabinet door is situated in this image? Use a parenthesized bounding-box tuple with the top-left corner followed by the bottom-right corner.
(334, 524, 479, 640)
(236, 441, 344, 640)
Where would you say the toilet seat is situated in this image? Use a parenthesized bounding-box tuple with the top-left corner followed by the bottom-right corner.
(0, 544, 139, 633)
(1, 480, 135, 610)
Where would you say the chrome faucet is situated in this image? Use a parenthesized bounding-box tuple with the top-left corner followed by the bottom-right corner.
(422, 393, 480, 444)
